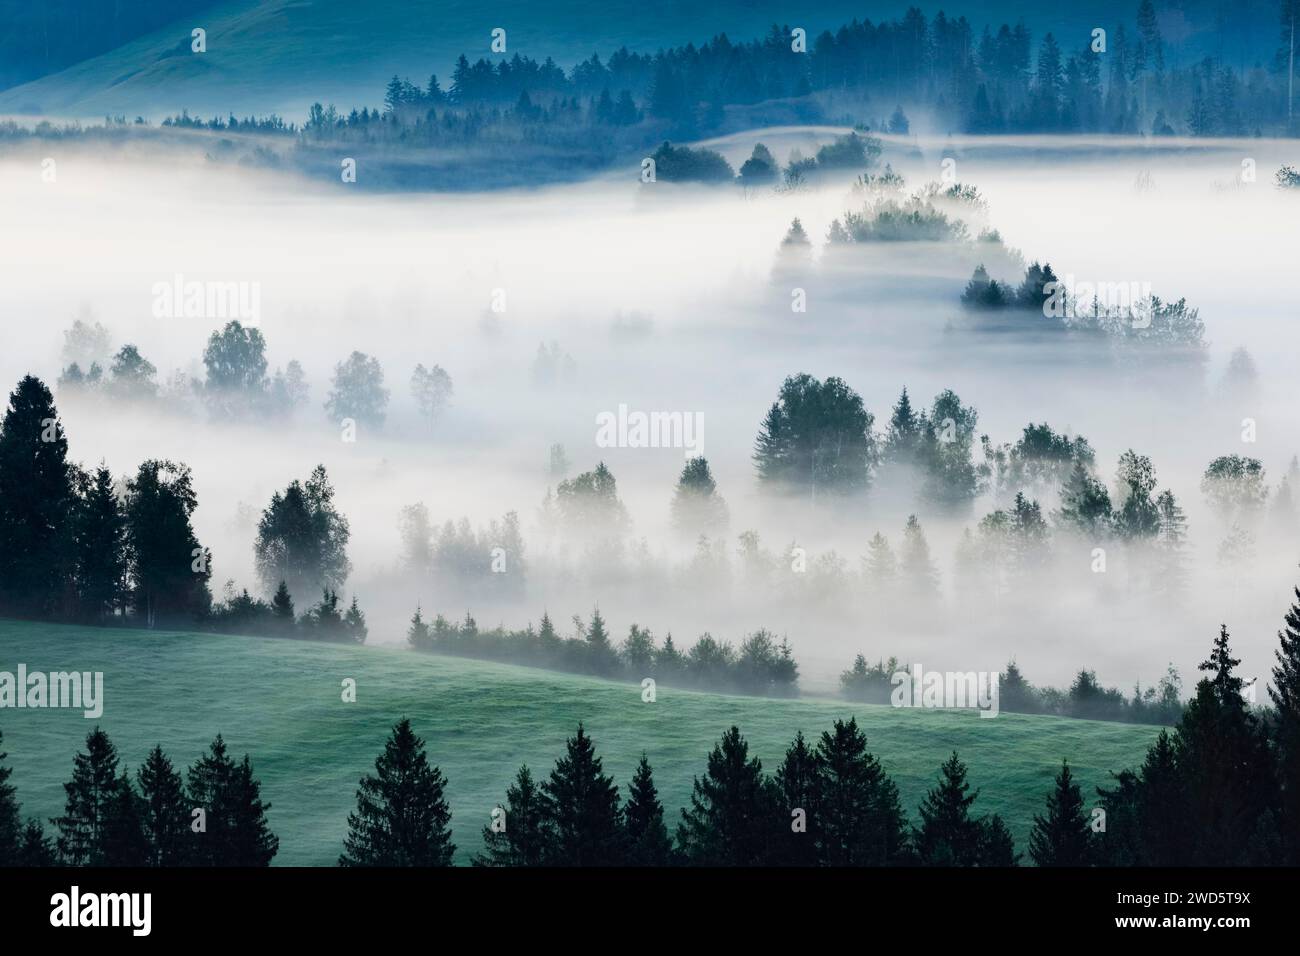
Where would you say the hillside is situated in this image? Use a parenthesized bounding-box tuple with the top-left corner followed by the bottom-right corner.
(0, 0, 1276, 121)
(0, 619, 1163, 864)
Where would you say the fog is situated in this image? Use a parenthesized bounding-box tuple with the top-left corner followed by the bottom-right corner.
(3, 128, 1299, 696)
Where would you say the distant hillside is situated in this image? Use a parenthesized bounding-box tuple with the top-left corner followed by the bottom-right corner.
(0, 0, 1282, 121)
(0, 619, 1161, 864)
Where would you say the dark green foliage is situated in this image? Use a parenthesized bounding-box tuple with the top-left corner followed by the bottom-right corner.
(254, 465, 351, 605)
(541, 724, 623, 866)
(73, 464, 128, 622)
(772, 732, 819, 865)
(185, 735, 279, 866)
(677, 726, 777, 865)
(623, 755, 674, 865)
(0, 730, 20, 864)
(813, 718, 909, 866)
(0, 376, 76, 618)
(649, 141, 734, 183)
(52, 727, 139, 866)
(1271, 584, 1300, 863)
(754, 373, 877, 496)
(913, 752, 988, 866)
(137, 744, 189, 866)
(340, 719, 455, 866)
(1029, 761, 1094, 865)
(124, 459, 211, 625)
(476, 765, 552, 866)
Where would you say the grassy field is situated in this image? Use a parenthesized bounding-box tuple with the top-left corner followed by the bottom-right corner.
(0, 619, 1162, 865)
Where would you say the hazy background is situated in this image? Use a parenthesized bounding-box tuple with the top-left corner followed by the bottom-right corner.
(2, 129, 1298, 695)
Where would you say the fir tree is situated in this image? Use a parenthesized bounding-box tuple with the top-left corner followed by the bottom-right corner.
(814, 718, 909, 866)
(899, 514, 941, 598)
(1271, 580, 1300, 863)
(0, 731, 20, 863)
(772, 732, 819, 865)
(980, 814, 1020, 866)
(344, 596, 368, 643)
(1028, 760, 1094, 865)
(340, 719, 455, 866)
(407, 606, 431, 649)
(271, 580, 295, 628)
(137, 744, 189, 866)
(476, 765, 552, 866)
(186, 735, 279, 866)
(74, 463, 127, 622)
(677, 726, 777, 865)
(623, 755, 673, 865)
(52, 727, 131, 865)
(541, 724, 623, 865)
(913, 752, 984, 865)
(583, 608, 619, 676)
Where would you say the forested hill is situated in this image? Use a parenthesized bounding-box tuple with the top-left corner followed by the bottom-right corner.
(0, 0, 1283, 120)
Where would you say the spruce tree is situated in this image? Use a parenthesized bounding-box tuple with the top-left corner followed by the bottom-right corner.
(1271, 582, 1300, 863)
(814, 718, 909, 866)
(0, 375, 76, 617)
(677, 726, 777, 865)
(980, 814, 1020, 866)
(1028, 760, 1094, 865)
(137, 744, 190, 866)
(101, 771, 148, 865)
(74, 463, 127, 621)
(18, 819, 55, 866)
(340, 718, 455, 866)
(407, 606, 431, 649)
(186, 735, 279, 866)
(913, 752, 984, 865)
(773, 731, 819, 865)
(583, 608, 619, 676)
(541, 724, 623, 865)
(271, 580, 295, 630)
(0, 731, 20, 863)
(623, 755, 673, 865)
(476, 765, 552, 866)
(53, 727, 132, 865)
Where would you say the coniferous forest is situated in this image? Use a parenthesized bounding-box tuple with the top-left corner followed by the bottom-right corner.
(2, 0, 1299, 938)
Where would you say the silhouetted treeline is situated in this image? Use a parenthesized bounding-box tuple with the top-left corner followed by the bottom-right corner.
(0, 727, 276, 867)
(407, 606, 799, 697)
(840, 655, 1185, 725)
(0, 373, 369, 642)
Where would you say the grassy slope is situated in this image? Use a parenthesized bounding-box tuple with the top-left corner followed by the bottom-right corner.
(0, 0, 1255, 122)
(0, 619, 1161, 865)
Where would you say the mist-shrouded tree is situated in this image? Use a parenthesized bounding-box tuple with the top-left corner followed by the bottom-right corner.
(920, 389, 979, 509)
(738, 142, 778, 186)
(137, 744, 189, 866)
(410, 363, 453, 425)
(186, 735, 279, 867)
(200, 320, 269, 419)
(1200, 454, 1268, 522)
(254, 465, 351, 605)
(124, 459, 211, 625)
(899, 514, 940, 598)
(814, 718, 909, 866)
(670, 456, 729, 534)
(1057, 458, 1113, 536)
(623, 755, 674, 865)
(271, 580, 295, 628)
(61, 316, 112, 371)
(1029, 760, 1094, 866)
(476, 765, 552, 867)
(861, 532, 898, 594)
(553, 462, 630, 535)
(881, 387, 926, 467)
(677, 725, 777, 865)
(73, 463, 128, 622)
(1113, 449, 1161, 540)
(340, 719, 455, 866)
(0, 376, 76, 618)
(754, 373, 877, 498)
(325, 350, 389, 428)
(541, 724, 623, 865)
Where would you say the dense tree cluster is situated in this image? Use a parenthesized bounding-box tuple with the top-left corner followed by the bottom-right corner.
(0, 728, 276, 867)
(407, 607, 798, 697)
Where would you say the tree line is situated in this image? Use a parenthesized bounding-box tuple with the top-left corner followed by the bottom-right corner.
(407, 606, 799, 697)
(0, 374, 369, 639)
(8, 586, 1299, 867)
